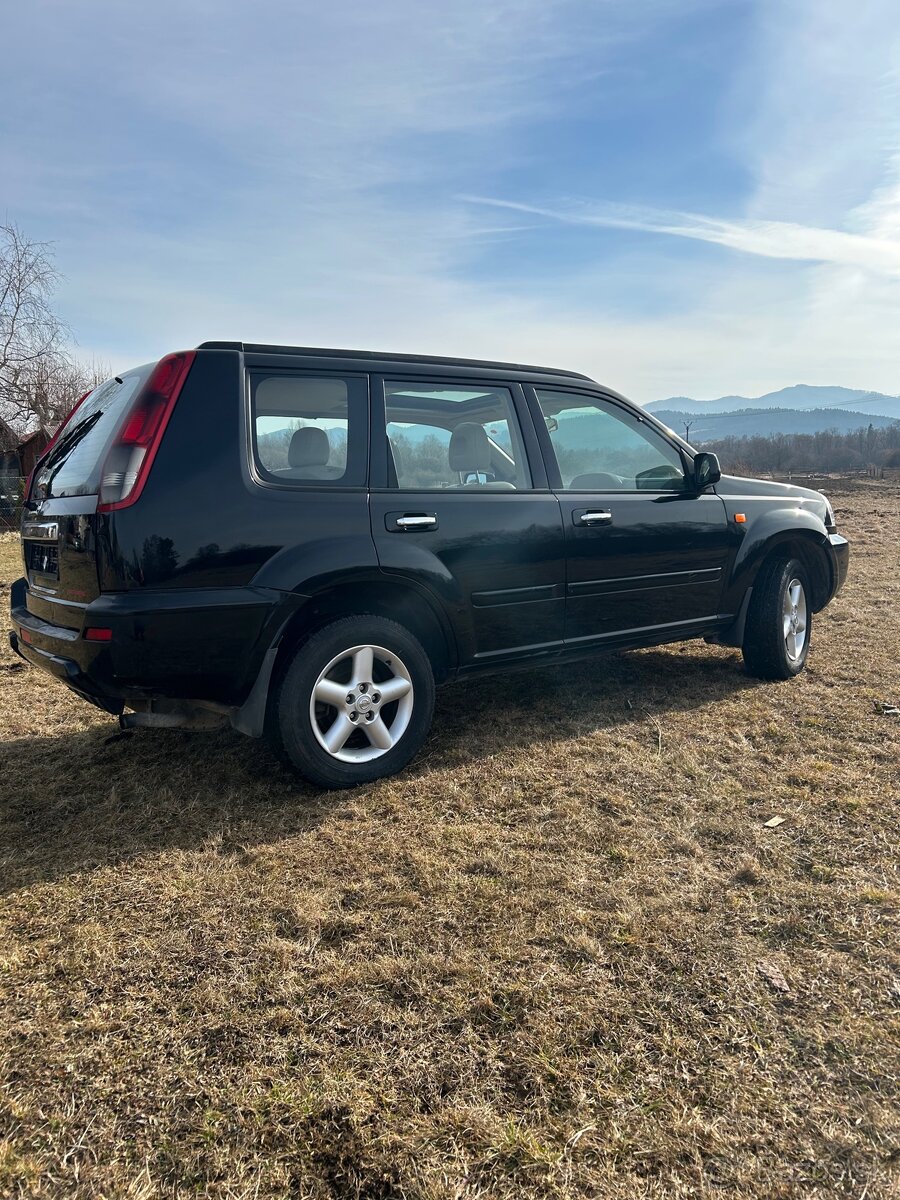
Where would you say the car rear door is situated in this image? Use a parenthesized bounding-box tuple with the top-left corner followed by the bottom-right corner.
(525, 386, 731, 647)
(368, 374, 565, 667)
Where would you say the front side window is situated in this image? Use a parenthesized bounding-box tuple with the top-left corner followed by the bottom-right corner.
(251, 372, 367, 486)
(535, 390, 688, 491)
(384, 382, 530, 490)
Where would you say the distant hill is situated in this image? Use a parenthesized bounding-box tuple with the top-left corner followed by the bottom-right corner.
(646, 385, 900, 423)
(652, 407, 900, 443)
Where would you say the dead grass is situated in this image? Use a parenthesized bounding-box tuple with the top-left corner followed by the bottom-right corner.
(0, 484, 898, 1199)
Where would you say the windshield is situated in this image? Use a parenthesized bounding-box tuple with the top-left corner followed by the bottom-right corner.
(33, 365, 153, 499)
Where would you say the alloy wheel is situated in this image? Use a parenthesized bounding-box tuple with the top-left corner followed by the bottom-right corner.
(309, 644, 414, 762)
(783, 578, 808, 663)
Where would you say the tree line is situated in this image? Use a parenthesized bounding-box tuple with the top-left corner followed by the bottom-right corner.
(0, 223, 106, 451)
(702, 423, 900, 475)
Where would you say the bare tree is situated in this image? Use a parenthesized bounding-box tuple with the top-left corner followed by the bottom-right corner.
(16, 355, 109, 436)
(0, 223, 72, 440)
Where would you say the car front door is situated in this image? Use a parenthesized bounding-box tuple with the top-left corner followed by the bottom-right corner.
(369, 376, 566, 667)
(526, 386, 731, 647)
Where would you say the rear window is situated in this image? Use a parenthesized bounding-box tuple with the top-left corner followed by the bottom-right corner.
(33, 366, 153, 499)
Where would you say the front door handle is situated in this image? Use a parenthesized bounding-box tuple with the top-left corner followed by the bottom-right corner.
(576, 510, 612, 526)
(388, 512, 439, 531)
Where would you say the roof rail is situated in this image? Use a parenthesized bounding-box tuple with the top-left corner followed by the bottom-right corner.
(196, 341, 593, 381)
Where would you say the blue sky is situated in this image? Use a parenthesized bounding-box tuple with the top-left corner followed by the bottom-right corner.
(3, 0, 899, 401)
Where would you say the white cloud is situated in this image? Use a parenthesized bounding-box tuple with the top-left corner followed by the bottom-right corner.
(459, 0, 900, 400)
(736, 0, 900, 227)
(460, 196, 900, 277)
(3, 0, 900, 404)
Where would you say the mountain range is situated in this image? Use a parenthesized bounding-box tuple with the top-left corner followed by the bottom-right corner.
(257, 385, 899, 451)
(643, 385, 900, 441)
(645, 385, 900, 420)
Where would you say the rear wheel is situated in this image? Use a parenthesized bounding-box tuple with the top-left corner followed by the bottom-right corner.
(271, 615, 435, 788)
(742, 556, 812, 680)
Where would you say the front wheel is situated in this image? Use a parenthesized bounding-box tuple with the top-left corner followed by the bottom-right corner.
(271, 615, 435, 788)
(742, 556, 812, 680)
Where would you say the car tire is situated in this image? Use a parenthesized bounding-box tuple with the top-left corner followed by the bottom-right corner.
(270, 615, 435, 789)
(742, 556, 812, 680)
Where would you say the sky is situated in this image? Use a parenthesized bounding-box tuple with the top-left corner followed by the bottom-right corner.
(2, 0, 899, 403)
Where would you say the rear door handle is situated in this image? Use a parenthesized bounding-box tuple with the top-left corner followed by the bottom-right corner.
(387, 512, 438, 531)
(575, 510, 612, 526)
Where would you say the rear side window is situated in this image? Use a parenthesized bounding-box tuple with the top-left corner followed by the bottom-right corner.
(250, 372, 368, 486)
(33, 366, 153, 499)
(383, 382, 531, 490)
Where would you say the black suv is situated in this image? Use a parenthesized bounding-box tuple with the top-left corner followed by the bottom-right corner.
(10, 343, 849, 788)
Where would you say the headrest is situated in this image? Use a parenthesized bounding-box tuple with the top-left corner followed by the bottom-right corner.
(568, 472, 621, 490)
(288, 426, 330, 468)
(448, 422, 492, 473)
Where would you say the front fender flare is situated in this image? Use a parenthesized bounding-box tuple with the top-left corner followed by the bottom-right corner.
(723, 506, 832, 613)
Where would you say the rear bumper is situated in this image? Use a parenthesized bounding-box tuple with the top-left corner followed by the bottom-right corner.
(9, 627, 124, 714)
(10, 575, 125, 713)
(9, 575, 290, 713)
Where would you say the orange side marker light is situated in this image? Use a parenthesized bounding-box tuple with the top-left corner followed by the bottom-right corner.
(734, 513, 746, 523)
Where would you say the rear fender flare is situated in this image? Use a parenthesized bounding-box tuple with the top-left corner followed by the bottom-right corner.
(233, 572, 459, 737)
(369, 539, 474, 656)
(250, 535, 380, 592)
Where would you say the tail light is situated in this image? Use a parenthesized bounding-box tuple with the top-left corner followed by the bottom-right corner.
(98, 351, 195, 511)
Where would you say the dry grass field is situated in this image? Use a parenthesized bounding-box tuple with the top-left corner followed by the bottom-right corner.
(1, 482, 898, 1199)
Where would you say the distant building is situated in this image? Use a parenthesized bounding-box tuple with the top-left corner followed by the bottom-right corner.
(0, 419, 56, 477)
(0, 416, 17, 455)
(0, 424, 56, 524)
(0, 420, 22, 525)
(17, 428, 55, 478)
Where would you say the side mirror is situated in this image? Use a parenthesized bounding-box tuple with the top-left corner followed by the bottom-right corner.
(693, 451, 721, 490)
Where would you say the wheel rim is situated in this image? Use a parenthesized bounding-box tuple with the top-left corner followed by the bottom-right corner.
(309, 644, 414, 763)
(783, 578, 808, 663)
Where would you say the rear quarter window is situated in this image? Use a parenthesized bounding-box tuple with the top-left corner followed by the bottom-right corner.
(250, 371, 368, 487)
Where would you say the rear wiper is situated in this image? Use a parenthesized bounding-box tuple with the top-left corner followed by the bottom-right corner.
(34, 410, 104, 498)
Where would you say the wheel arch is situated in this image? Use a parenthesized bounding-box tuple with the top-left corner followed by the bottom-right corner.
(747, 532, 833, 612)
(275, 578, 457, 681)
(732, 518, 835, 613)
(781, 535, 833, 611)
(232, 576, 457, 739)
